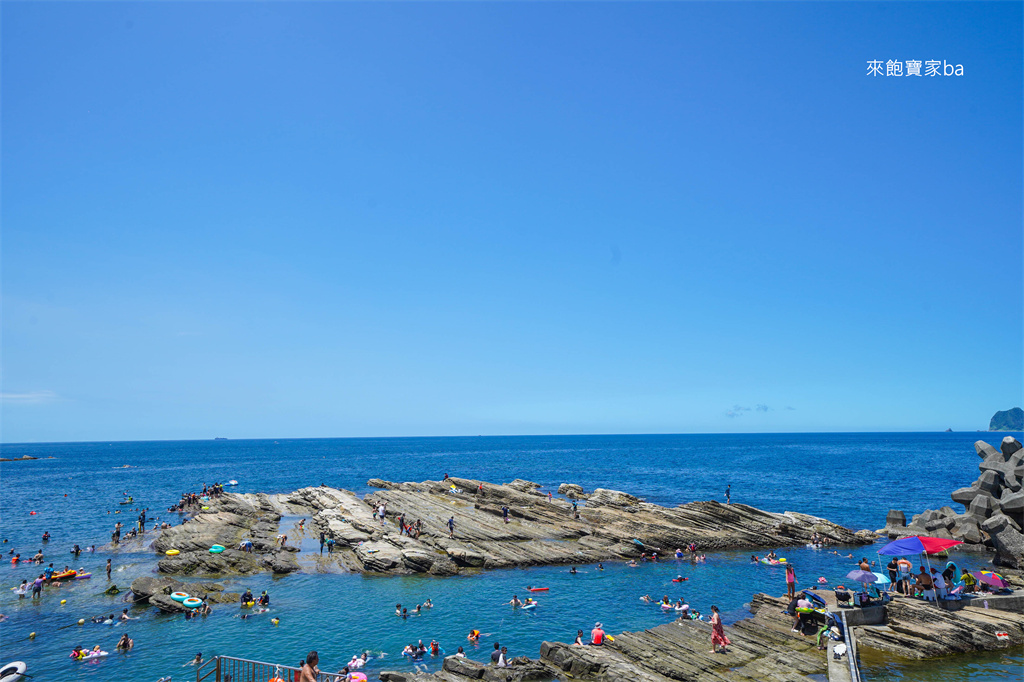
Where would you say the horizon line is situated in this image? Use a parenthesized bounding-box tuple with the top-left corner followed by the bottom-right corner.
(3, 428, 1021, 447)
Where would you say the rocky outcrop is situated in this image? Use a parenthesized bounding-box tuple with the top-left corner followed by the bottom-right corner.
(350, 477, 867, 575)
(557, 484, 588, 500)
(155, 479, 868, 578)
(853, 596, 1024, 658)
(128, 575, 240, 612)
(152, 492, 298, 577)
(885, 439, 1024, 568)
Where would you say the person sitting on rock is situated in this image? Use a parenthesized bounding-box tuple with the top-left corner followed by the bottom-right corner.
(961, 568, 977, 593)
(913, 567, 933, 596)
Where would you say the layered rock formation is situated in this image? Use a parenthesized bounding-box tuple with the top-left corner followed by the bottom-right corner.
(382, 594, 829, 682)
(128, 576, 240, 613)
(880, 438, 1024, 568)
(852, 596, 1024, 658)
(154, 478, 869, 577)
(152, 492, 300, 576)
(379, 591, 1024, 682)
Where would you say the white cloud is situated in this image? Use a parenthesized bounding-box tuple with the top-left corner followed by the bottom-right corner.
(1, 390, 59, 404)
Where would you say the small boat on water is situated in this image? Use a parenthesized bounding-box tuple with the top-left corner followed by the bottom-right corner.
(227, 480, 238, 486)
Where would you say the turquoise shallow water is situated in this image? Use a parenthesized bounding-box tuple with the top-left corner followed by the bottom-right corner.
(1, 433, 1021, 680)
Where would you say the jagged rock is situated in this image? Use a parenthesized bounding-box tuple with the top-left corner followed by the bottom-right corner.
(886, 509, 906, 527)
(443, 655, 486, 679)
(367, 478, 399, 490)
(952, 485, 982, 506)
(976, 440, 1002, 460)
(428, 556, 460, 576)
(150, 593, 190, 613)
(976, 470, 1003, 495)
(446, 546, 487, 567)
(356, 541, 405, 572)
(1000, 491, 1024, 515)
(506, 479, 543, 494)
(1002, 437, 1023, 457)
(966, 495, 999, 522)
(558, 483, 587, 500)
(981, 514, 1024, 568)
(854, 595, 1024, 658)
(401, 548, 437, 572)
(587, 489, 640, 509)
(953, 517, 983, 544)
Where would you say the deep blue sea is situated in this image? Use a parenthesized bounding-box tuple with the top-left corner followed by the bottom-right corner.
(1, 433, 1021, 681)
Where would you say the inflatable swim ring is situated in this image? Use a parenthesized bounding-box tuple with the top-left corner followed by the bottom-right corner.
(170, 592, 190, 602)
(522, 603, 536, 610)
(182, 598, 203, 608)
(165, 549, 180, 556)
(0, 661, 26, 680)
(209, 545, 225, 554)
(79, 651, 108, 661)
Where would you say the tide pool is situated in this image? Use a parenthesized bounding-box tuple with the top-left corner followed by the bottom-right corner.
(1, 433, 1021, 680)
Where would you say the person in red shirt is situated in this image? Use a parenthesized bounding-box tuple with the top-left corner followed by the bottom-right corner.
(591, 622, 605, 645)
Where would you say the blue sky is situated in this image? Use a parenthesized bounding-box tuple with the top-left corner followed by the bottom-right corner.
(2, 1, 1021, 442)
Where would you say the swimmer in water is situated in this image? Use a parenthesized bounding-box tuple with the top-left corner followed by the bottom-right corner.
(569, 566, 577, 574)
(468, 630, 480, 642)
(421, 599, 432, 608)
(627, 560, 638, 567)
(507, 595, 522, 607)
(395, 604, 402, 616)
(185, 653, 203, 667)
(597, 563, 604, 570)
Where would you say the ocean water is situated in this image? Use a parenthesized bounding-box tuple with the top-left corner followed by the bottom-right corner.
(1, 432, 1021, 681)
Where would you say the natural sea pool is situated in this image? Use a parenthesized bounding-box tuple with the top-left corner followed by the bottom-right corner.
(2, 433, 1021, 680)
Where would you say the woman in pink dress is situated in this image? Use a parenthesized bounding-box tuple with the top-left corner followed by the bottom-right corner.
(710, 605, 730, 654)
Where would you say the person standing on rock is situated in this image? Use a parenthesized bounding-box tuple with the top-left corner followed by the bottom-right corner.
(327, 537, 335, 554)
(106, 559, 112, 580)
(725, 485, 731, 504)
(502, 506, 509, 524)
(319, 532, 325, 555)
(785, 564, 796, 599)
(448, 516, 456, 539)
(710, 605, 730, 654)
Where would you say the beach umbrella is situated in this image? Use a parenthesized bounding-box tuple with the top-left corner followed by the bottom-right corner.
(971, 570, 1009, 589)
(877, 536, 963, 555)
(877, 536, 963, 604)
(846, 569, 877, 585)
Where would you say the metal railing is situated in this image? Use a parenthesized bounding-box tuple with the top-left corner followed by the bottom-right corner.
(196, 655, 346, 682)
(840, 611, 861, 682)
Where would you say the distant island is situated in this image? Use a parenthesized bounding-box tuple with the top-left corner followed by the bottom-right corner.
(213, 437, 228, 440)
(989, 407, 1023, 431)
(0, 455, 39, 462)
